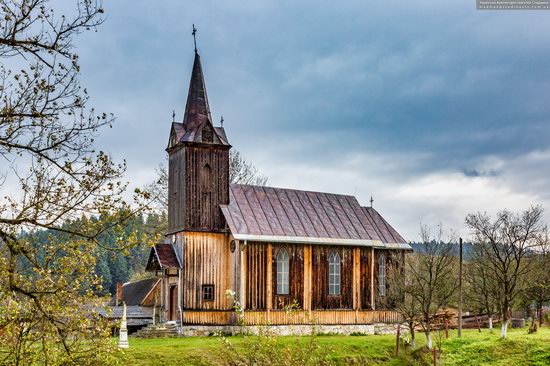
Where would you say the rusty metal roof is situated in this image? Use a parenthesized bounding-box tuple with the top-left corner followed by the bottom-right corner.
(145, 243, 181, 270)
(221, 184, 409, 249)
(362, 206, 407, 245)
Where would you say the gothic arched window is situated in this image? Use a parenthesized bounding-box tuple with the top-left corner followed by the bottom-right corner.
(276, 249, 290, 295)
(201, 163, 212, 192)
(379, 254, 386, 297)
(328, 251, 341, 295)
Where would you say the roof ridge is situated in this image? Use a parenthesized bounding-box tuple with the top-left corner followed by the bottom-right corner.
(230, 183, 357, 198)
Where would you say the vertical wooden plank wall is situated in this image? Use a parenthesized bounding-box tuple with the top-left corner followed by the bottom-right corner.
(352, 247, 361, 310)
(182, 232, 233, 310)
(246, 242, 267, 309)
(184, 147, 229, 231)
(266, 244, 273, 312)
(303, 244, 312, 311)
(360, 247, 372, 310)
(168, 148, 186, 232)
(168, 145, 230, 233)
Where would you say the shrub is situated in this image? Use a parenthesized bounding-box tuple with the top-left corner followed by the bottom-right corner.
(220, 296, 334, 365)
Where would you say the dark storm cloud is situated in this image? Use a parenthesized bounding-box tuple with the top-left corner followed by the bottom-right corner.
(71, 0, 550, 238)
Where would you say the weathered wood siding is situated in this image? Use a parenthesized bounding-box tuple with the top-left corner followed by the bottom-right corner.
(271, 244, 304, 309)
(245, 242, 267, 310)
(181, 232, 235, 310)
(168, 145, 229, 233)
(352, 247, 361, 310)
(182, 310, 235, 325)
(244, 310, 402, 325)
(243, 242, 304, 310)
(303, 244, 312, 311)
(168, 148, 186, 232)
(181, 310, 402, 325)
(360, 247, 372, 310)
(312, 246, 353, 310)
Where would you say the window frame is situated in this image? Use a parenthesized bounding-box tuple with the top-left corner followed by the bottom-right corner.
(378, 254, 386, 297)
(202, 284, 215, 302)
(328, 251, 341, 296)
(276, 248, 290, 295)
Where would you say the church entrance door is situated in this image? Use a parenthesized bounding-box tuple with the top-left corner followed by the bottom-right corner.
(169, 285, 177, 320)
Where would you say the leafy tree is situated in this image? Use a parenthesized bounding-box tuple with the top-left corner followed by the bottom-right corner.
(0, 1, 150, 364)
(95, 256, 113, 296)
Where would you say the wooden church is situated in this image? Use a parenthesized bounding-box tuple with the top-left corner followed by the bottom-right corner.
(146, 43, 411, 326)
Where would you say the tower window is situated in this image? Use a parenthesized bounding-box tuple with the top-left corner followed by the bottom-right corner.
(202, 285, 214, 301)
(328, 251, 341, 295)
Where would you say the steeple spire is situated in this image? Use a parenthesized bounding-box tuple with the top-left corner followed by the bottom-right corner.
(170, 28, 229, 148)
(182, 47, 212, 132)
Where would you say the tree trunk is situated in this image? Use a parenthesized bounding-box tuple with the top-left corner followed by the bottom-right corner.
(538, 304, 543, 327)
(488, 315, 493, 330)
(501, 318, 509, 338)
(426, 331, 432, 350)
(410, 326, 416, 348)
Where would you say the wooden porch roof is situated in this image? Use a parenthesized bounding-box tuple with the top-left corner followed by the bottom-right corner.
(145, 243, 181, 271)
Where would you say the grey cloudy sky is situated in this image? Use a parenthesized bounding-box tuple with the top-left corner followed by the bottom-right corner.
(75, 0, 550, 240)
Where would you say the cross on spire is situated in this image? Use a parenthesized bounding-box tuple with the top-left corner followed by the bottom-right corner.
(370, 196, 374, 208)
(192, 24, 198, 54)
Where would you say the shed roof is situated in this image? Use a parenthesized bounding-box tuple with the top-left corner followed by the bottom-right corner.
(120, 278, 160, 306)
(221, 184, 410, 249)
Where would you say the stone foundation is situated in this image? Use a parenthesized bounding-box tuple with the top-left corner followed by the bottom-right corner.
(179, 323, 405, 337)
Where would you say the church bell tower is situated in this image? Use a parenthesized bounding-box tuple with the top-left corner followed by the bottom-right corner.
(166, 45, 231, 234)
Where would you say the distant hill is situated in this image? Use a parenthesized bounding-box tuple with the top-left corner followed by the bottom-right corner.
(409, 241, 474, 259)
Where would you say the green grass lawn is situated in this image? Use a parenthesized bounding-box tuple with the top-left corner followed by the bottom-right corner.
(117, 327, 550, 365)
